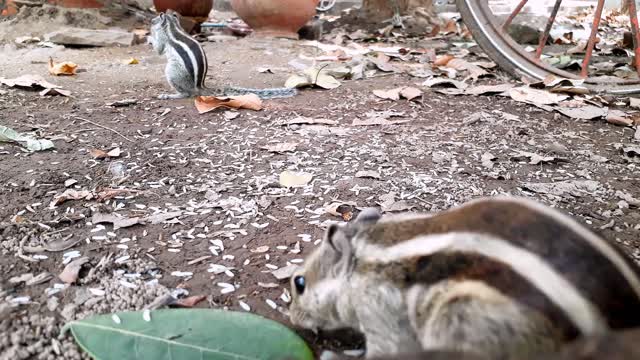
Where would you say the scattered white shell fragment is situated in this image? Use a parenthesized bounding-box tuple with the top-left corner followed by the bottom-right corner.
(119, 280, 137, 289)
(208, 264, 233, 274)
(290, 259, 304, 264)
(258, 282, 279, 288)
(297, 234, 312, 242)
(217, 282, 235, 294)
(265, 299, 277, 310)
(222, 255, 235, 260)
(239, 300, 251, 312)
(143, 310, 151, 322)
(10, 296, 30, 305)
(171, 271, 193, 277)
(112, 314, 122, 324)
(33, 255, 48, 260)
(280, 289, 292, 303)
(115, 255, 130, 264)
(265, 264, 278, 270)
(88, 288, 106, 296)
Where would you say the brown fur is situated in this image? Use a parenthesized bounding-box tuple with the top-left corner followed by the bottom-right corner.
(363, 199, 640, 329)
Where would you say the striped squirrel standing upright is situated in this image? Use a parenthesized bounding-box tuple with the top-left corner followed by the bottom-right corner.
(289, 196, 640, 359)
(149, 11, 297, 100)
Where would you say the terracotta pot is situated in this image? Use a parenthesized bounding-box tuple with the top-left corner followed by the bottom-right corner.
(153, 0, 213, 18)
(1, 0, 18, 16)
(230, 0, 319, 39)
(46, 0, 104, 8)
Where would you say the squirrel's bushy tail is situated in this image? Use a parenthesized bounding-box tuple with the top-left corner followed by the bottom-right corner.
(223, 86, 297, 99)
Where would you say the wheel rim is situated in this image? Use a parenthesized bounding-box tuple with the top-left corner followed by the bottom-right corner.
(316, 0, 336, 12)
(463, 0, 640, 88)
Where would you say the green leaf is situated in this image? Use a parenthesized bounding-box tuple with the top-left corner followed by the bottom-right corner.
(64, 309, 314, 360)
(0, 125, 54, 152)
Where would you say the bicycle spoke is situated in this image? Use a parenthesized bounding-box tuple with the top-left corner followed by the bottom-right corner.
(502, 0, 529, 31)
(535, 0, 563, 59)
(581, 0, 605, 78)
(627, 0, 640, 76)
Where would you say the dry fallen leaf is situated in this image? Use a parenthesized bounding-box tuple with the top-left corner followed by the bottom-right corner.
(123, 58, 139, 65)
(509, 87, 569, 106)
(90, 147, 121, 159)
(324, 202, 356, 218)
(49, 189, 93, 208)
(59, 257, 90, 284)
(373, 88, 401, 101)
(195, 94, 263, 113)
(92, 213, 142, 230)
(279, 171, 313, 188)
(434, 54, 454, 66)
(423, 78, 468, 90)
(555, 105, 608, 120)
(0, 74, 61, 89)
(445, 58, 488, 80)
(48, 57, 77, 76)
(399, 87, 422, 100)
(169, 295, 207, 308)
(271, 264, 298, 280)
(606, 113, 633, 126)
(465, 83, 514, 96)
(39, 88, 71, 97)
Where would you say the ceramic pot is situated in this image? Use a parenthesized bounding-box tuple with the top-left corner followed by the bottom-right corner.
(153, 0, 213, 18)
(46, 0, 104, 8)
(230, 0, 318, 39)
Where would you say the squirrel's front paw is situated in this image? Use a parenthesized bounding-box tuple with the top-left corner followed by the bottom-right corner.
(158, 94, 171, 100)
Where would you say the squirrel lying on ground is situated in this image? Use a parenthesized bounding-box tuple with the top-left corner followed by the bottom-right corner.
(148, 11, 297, 100)
(289, 196, 640, 359)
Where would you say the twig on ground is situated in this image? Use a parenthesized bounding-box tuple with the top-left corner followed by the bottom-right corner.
(72, 116, 134, 143)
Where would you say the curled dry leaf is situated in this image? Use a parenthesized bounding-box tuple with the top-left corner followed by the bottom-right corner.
(285, 66, 341, 90)
(59, 257, 90, 284)
(90, 147, 121, 159)
(373, 87, 422, 101)
(324, 202, 355, 220)
(399, 87, 422, 100)
(279, 171, 313, 188)
(606, 113, 634, 126)
(272, 264, 298, 280)
(509, 87, 569, 106)
(39, 88, 71, 97)
(445, 58, 488, 80)
(373, 88, 401, 101)
(168, 295, 207, 308)
(48, 57, 77, 76)
(434, 54, 454, 66)
(49, 189, 93, 208)
(554, 105, 608, 120)
(123, 58, 139, 65)
(0, 74, 60, 89)
(195, 94, 262, 114)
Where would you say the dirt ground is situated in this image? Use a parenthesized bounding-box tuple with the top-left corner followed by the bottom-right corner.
(1, 8, 640, 360)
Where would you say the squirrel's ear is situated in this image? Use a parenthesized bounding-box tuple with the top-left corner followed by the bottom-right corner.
(354, 208, 381, 225)
(325, 224, 354, 276)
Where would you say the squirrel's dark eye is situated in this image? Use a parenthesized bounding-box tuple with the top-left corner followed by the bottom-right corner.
(293, 276, 306, 295)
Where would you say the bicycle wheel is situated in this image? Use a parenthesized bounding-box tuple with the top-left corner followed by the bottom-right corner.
(457, 0, 640, 94)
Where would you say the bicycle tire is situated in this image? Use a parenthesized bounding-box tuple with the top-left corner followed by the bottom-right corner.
(456, 0, 640, 95)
